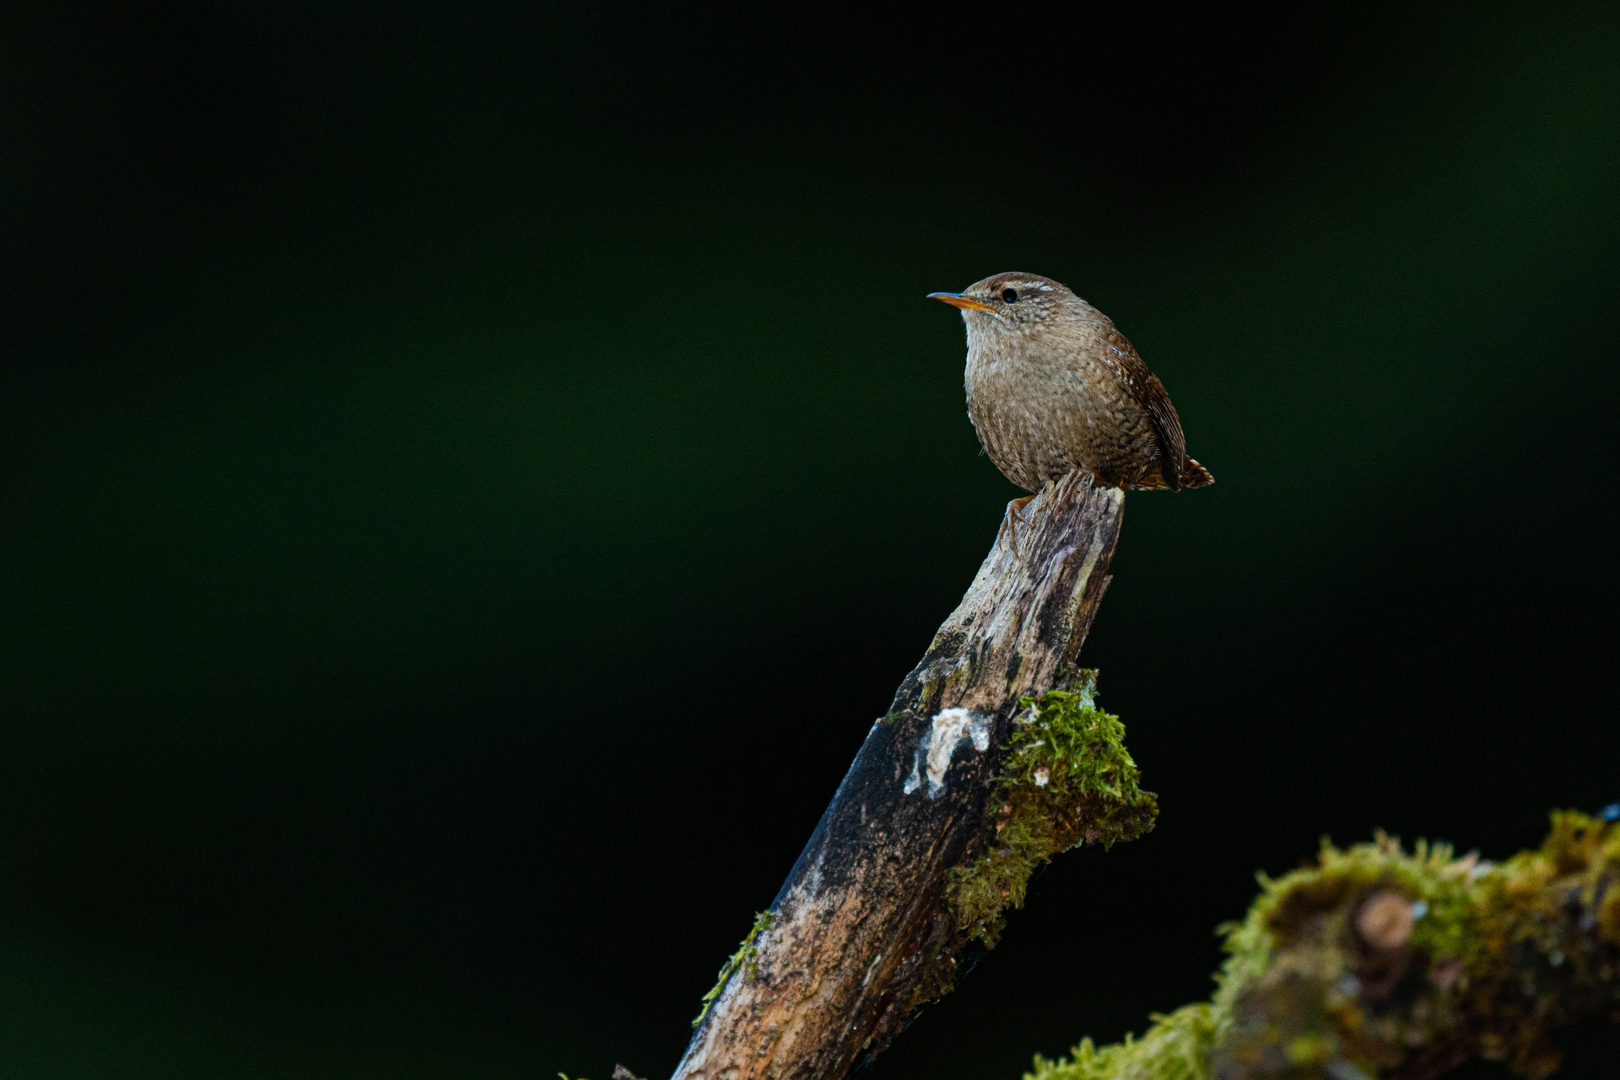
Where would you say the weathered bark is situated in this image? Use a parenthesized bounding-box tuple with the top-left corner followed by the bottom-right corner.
(673, 470, 1125, 1080)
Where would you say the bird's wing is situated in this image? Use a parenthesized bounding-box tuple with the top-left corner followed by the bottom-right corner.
(1104, 329, 1186, 490)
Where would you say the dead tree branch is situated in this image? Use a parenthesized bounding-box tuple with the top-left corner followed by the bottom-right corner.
(674, 471, 1152, 1080)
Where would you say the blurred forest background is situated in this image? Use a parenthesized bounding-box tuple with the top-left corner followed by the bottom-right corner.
(2, 3, 1618, 1078)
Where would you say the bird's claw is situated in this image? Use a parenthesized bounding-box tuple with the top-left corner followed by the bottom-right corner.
(997, 494, 1038, 551)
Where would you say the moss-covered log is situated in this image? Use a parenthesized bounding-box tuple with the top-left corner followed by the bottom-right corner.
(1028, 811, 1620, 1080)
(674, 471, 1154, 1080)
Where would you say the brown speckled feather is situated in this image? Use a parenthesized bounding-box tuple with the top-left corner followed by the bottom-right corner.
(1104, 329, 1186, 490)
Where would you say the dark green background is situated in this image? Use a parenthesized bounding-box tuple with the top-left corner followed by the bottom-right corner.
(2, 3, 1617, 1077)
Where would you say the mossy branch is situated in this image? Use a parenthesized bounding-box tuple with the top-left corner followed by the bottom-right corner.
(673, 472, 1127, 1080)
(949, 674, 1158, 946)
(1028, 811, 1620, 1080)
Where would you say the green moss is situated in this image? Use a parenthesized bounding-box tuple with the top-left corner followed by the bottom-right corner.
(1025, 813, 1620, 1080)
(948, 672, 1158, 945)
(692, 910, 775, 1028)
(1030, 1005, 1216, 1080)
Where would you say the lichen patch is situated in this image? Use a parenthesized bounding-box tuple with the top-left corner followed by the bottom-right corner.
(903, 707, 991, 799)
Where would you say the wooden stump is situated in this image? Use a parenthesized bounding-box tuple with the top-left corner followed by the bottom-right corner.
(673, 471, 1126, 1080)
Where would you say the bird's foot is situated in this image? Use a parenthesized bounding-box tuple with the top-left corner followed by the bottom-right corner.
(997, 494, 1038, 550)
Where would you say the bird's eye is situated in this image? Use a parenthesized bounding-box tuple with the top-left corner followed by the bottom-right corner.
(1001, 288, 1019, 303)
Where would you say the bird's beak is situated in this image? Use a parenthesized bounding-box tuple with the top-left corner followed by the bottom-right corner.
(926, 291, 994, 312)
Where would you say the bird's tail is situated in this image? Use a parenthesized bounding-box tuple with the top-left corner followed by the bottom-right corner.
(1180, 456, 1214, 488)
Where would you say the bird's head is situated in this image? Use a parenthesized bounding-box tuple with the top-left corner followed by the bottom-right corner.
(927, 273, 1083, 344)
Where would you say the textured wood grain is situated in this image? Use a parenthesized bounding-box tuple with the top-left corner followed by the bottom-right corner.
(672, 471, 1125, 1080)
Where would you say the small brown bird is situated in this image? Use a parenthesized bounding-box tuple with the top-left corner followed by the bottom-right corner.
(929, 272, 1213, 493)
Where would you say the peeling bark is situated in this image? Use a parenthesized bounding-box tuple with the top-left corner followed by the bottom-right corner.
(673, 471, 1125, 1080)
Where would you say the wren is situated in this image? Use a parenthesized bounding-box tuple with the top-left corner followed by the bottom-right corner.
(929, 272, 1213, 493)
